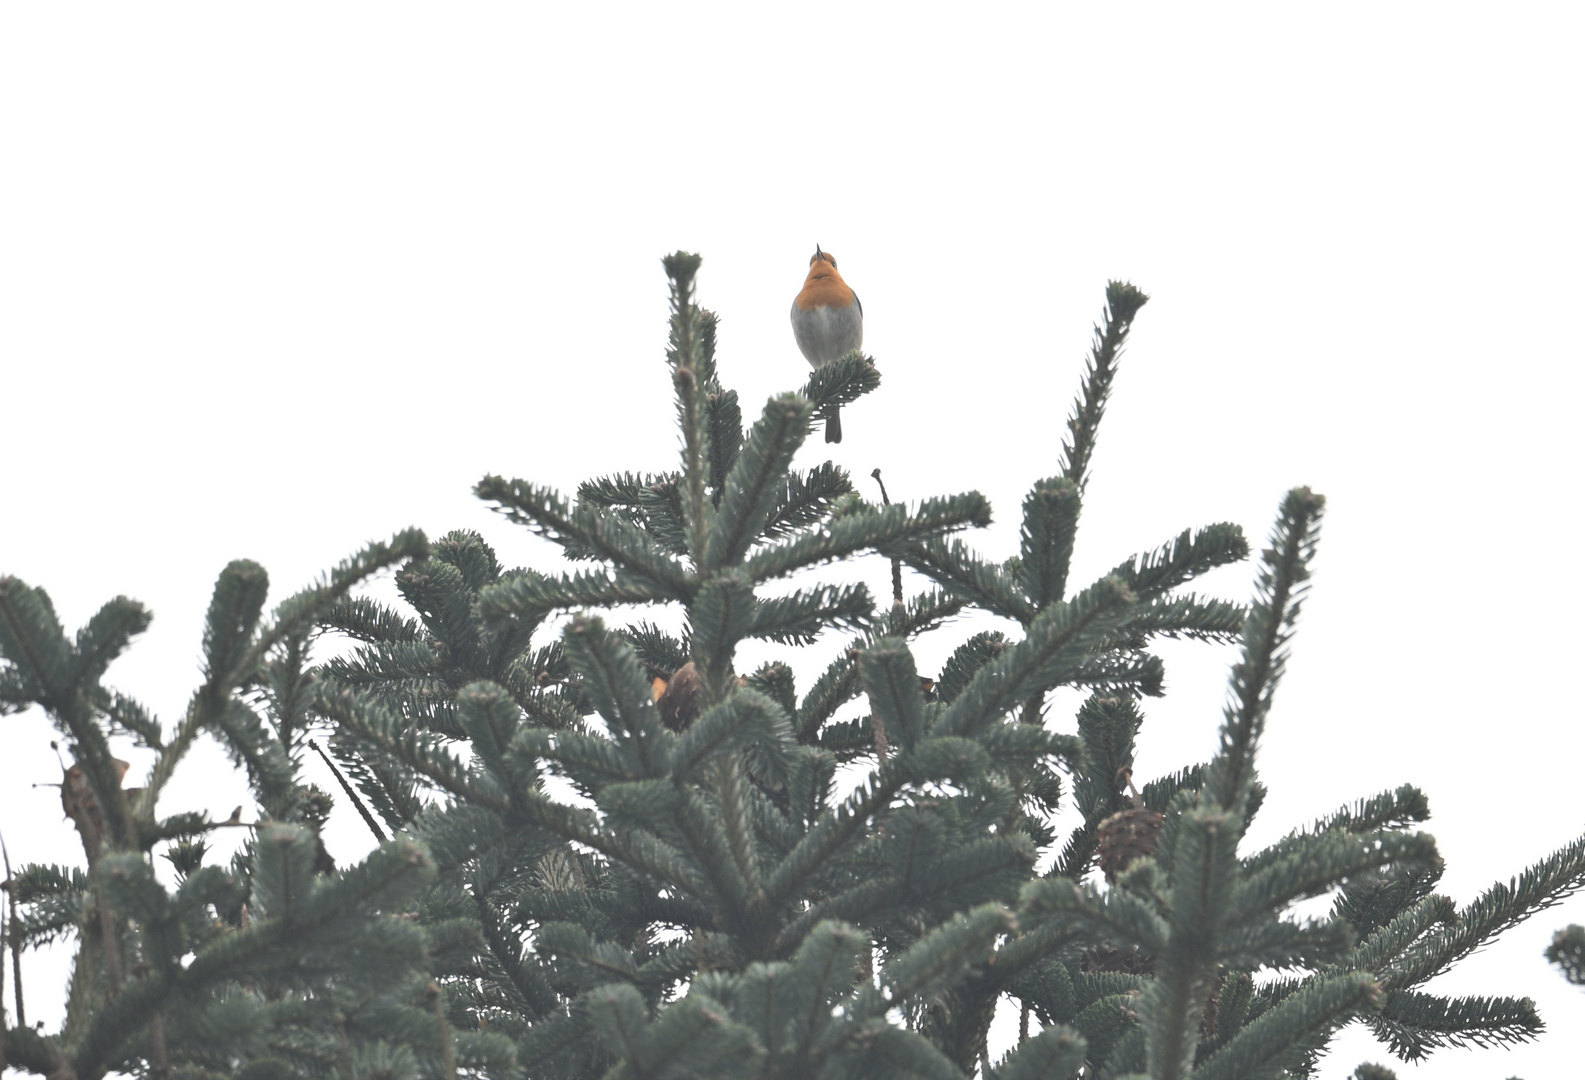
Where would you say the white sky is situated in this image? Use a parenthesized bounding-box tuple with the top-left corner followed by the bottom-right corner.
(3, 4, 1583, 1077)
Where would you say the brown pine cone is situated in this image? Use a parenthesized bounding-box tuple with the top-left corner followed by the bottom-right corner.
(1097, 805, 1166, 883)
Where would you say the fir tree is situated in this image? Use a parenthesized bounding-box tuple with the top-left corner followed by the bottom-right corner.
(6, 252, 1585, 1080)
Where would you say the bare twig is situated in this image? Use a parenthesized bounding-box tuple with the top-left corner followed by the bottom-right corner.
(870, 469, 905, 611)
(1, 829, 18, 1030)
(309, 740, 388, 843)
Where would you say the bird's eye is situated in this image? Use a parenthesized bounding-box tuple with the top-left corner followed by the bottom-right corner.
(827, 255, 837, 268)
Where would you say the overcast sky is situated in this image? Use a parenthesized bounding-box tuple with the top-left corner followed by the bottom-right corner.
(4, 5, 1583, 1077)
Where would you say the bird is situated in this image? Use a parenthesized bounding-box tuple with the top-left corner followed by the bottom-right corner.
(653, 661, 703, 731)
(791, 245, 863, 443)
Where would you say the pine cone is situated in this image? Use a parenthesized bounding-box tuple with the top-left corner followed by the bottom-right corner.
(1097, 805, 1165, 883)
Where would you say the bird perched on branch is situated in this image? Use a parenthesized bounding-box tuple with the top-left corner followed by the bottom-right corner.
(791, 246, 863, 443)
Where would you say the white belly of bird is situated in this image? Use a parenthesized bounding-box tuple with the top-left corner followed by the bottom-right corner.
(791, 302, 863, 368)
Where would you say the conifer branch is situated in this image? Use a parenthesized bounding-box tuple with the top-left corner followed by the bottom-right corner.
(476, 567, 672, 624)
(70, 598, 153, 692)
(935, 631, 1011, 707)
(1233, 831, 1439, 919)
(253, 530, 429, 669)
(991, 1023, 1087, 1080)
(859, 639, 927, 754)
(933, 576, 1136, 739)
(97, 690, 162, 750)
(986, 919, 1090, 984)
(515, 728, 640, 788)
(706, 381, 744, 496)
(663, 253, 713, 568)
(760, 463, 854, 539)
(577, 470, 678, 511)
(317, 689, 506, 812)
(1191, 972, 1381, 1080)
(0, 579, 138, 853)
(517, 788, 710, 899)
(67, 835, 435, 1080)
(779, 835, 1034, 951)
(475, 477, 693, 596)
(712, 757, 764, 908)
(1220, 914, 1356, 970)
(139, 703, 214, 819)
(1388, 833, 1585, 988)
(797, 351, 882, 427)
(0, 576, 80, 707)
(1017, 477, 1082, 609)
(1242, 785, 1432, 879)
(746, 494, 991, 583)
(1060, 281, 1149, 492)
(1110, 594, 1246, 645)
(144, 534, 426, 817)
(792, 591, 964, 741)
(764, 772, 909, 910)
(1111, 523, 1250, 601)
(975, 725, 1082, 771)
(1205, 488, 1324, 816)
(1020, 878, 1170, 954)
(1349, 894, 1457, 974)
(1371, 990, 1543, 1058)
(561, 617, 670, 773)
(1072, 651, 1165, 697)
(321, 596, 422, 645)
(619, 621, 691, 679)
(1, 1026, 52, 1076)
(873, 904, 1012, 1013)
(670, 691, 789, 781)
(690, 574, 756, 678)
(664, 788, 753, 915)
(900, 539, 1036, 625)
(773, 921, 868, 1058)
(518, 1013, 593, 1078)
(706, 394, 812, 569)
(794, 653, 864, 742)
(205, 698, 296, 812)
(1546, 924, 1585, 986)
(747, 584, 875, 645)
(1152, 810, 1246, 1074)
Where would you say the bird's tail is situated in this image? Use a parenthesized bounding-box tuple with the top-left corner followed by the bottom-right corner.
(824, 403, 842, 444)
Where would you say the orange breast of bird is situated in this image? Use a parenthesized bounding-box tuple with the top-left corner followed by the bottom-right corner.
(795, 260, 857, 311)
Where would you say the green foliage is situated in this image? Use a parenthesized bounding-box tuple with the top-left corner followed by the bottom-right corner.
(1546, 923, 1585, 986)
(6, 255, 1581, 1080)
(0, 534, 503, 1080)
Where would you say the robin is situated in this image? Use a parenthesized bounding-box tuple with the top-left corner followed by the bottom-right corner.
(791, 246, 862, 443)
